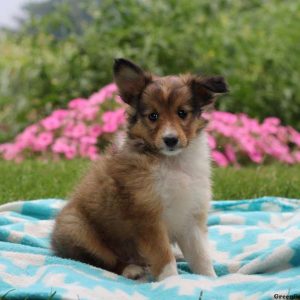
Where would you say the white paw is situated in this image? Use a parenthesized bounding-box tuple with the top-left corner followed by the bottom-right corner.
(122, 264, 146, 280)
(172, 243, 184, 260)
(158, 260, 178, 281)
(207, 268, 217, 278)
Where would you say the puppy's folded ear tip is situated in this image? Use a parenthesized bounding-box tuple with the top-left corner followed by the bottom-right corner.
(113, 58, 126, 72)
(113, 58, 143, 75)
(202, 76, 229, 94)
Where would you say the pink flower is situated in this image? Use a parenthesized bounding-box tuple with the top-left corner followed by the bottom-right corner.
(68, 98, 87, 109)
(64, 145, 77, 159)
(102, 122, 118, 133)
(41, 116, 61, 130)
(52, 138, 69, 153)
(211, 150, 229, 167)
(79, 106, 98, 121)
(114, 108, 126, 124)
(88, 125, 102, 137)
(33, 132, 54, 151)
(89, 84, 117, 105)
(212, 111, 238, 124)
(224, 144, 236, 163)
(63, 123, 75, 138)
(51, 109, 68, 121)
(207, 135, 216, 149)
(102, 111, 120, 133)
(80, 136, 97, 145)
(264, 117, 281, 127)
(0, 144, 20, 160)
(86, 145, 99, 160)
(294, 151, 300, 162)
(249, 150, 263, 163)
(71, 123, 87, 138)
(288, 126, 300, 146)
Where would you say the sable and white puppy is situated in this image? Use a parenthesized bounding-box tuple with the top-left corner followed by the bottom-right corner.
(51, 58, 228, 281)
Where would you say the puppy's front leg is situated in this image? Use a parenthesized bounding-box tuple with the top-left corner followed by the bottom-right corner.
(137, 222, 178, 281)
(177, 220, 216, 277)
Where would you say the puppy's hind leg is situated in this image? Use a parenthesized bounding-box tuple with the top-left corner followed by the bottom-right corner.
(51, 207, 117, 270)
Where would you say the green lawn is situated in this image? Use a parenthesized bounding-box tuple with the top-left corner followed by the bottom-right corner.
(0, 160, 299, 204)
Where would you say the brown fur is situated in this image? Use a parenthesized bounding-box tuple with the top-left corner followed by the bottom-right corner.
(51, 58, 228, 279)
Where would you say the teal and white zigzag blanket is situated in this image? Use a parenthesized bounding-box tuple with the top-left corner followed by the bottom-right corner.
(0, 197, 300, 300)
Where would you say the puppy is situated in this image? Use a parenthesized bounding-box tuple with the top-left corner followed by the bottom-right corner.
(51, 58, 228, 281)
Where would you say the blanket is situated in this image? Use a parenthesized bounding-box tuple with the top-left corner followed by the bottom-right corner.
(0, 197, 300, 300)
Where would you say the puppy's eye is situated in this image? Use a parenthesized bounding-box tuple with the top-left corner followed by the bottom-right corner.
(148, 112, 159, 122)
(178, 109, 188, 119)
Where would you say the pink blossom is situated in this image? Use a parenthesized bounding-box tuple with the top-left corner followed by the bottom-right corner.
(86, 145, 99, 160)
(51, 109, 68, 121)
(52, 138, 69, 153)
(33, 132, 53, 151)
(294, 151, 300, 162)
(264, 117, 281, 127)
(289, 126, 300, 146)
(80, 136, 97, 145)
(63, 123, 75, 138)
(102, 122, 118, 133)
(41, 116, 61, 130)
(249, 150, 263, 163)
(88, 125, 102, 137)
(224, 144, 236, 163)
(2, 144, 20, 160)
(207, 135, 216, 149)
(71, 123, 87, 138)
(68, 98, 88, 109)
(102, 111, 121, 133)
(64, 145, 77, 159)
(79, 106, 98, 121)
(211, 111, 238, 124)
(89, 83, 117, 105)
(212, 150, 229, 167)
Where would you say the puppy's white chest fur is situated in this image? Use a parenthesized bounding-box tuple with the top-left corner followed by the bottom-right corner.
(153, 133, 212, 239)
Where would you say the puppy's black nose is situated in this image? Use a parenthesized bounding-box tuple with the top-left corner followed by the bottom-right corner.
(163, 136, 178, 148)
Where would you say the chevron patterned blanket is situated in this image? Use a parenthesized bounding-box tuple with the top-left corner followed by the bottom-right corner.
(0, 197, 299, 300)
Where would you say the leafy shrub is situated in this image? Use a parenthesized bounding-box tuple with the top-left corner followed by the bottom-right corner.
(0, 0, 299, 143)
(1, 83, 300, 166)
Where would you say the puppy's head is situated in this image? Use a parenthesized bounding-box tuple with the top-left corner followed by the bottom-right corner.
(114, 58, 228, 156)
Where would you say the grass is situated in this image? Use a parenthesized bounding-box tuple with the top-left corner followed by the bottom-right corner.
(0, 159, 299, 204)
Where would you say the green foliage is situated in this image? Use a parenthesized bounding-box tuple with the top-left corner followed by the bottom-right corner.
(0, 0, 299, 143)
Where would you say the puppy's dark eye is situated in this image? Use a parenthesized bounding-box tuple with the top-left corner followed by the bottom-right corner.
(178, 109, 188, 119)
(148, 112, 159, 122)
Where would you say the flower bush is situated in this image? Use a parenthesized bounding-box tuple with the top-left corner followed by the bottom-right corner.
(0, 83, 300, 166)
(205, 112, 300, 167)
(0, 84, 125, 162)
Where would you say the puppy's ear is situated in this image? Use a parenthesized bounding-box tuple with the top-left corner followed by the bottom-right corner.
(189, 75, 229, 112)
(113, 58, 152, 106)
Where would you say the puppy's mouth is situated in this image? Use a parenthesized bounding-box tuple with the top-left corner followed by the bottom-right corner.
(160, 146, 183, 156)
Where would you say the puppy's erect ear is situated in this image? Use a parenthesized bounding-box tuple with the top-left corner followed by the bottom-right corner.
(113, 58, 151, 106)
(189, 75, 229, 112)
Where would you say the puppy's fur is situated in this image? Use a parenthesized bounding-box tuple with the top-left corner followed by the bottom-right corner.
(51, 58, 228, 281)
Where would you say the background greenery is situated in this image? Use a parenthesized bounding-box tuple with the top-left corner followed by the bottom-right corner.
(1, 160, 299, 204)
(0, 0, 299, 143)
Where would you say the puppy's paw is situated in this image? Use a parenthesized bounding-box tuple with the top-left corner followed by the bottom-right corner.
(157, 260, 178, 281)
(122, 264, 146, 281)
(207, 269, 217, 278)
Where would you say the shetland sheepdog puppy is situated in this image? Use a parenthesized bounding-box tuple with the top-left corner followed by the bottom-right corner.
(51, 58, 228, 281)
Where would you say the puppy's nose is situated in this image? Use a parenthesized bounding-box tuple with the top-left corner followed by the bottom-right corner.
(163, 135, 178, 148)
